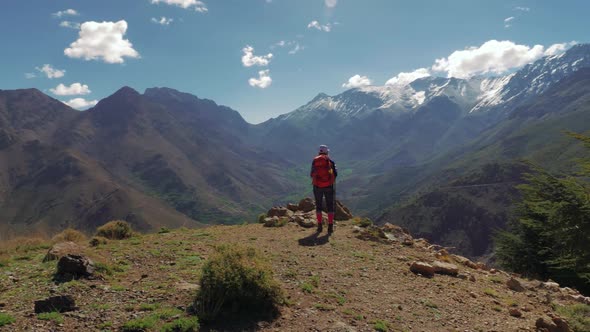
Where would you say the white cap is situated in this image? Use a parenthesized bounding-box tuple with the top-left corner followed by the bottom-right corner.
(319, 145, 329, 154)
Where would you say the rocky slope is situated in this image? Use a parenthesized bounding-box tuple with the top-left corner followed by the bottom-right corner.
(0, 217, 588, 331)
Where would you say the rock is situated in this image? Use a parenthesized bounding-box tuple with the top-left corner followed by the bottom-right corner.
(566, 294, 590, 305)
(34, 295, 77, 313)
(0, 302, 5, 308)
(469, 292, 477, 298)
(541, 281, 561, 292)
(298, 198, 316, 212)
(292, 215, 305, 224)
(56, 254, 95, 278)
(490, 268, 498, 274)
(402, 239, 414, 246)
(410, 261, 435, 277)
(535, 317, 571, 332)
(43, 242, 85, 263)
(286, 203, 299, 211)
(381, 223, 413, 243)
(297, 218, 316, 228)
(506, 277, 525, 292)
(352, 226, 363, 233)
(334, 200, 353, 220)
(509, 308, 522, 317)
(469, 275, 476, 282)
(175, 281, 199, 291)
(267, 206, 289, 218)
(432, 261, 459, 276)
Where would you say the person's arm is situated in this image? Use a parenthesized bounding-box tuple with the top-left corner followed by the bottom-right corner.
(331, 160, 338, 178)
(310, 161, 315, 178)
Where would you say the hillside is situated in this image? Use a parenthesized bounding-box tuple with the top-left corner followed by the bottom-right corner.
(1, 219, 589, 331)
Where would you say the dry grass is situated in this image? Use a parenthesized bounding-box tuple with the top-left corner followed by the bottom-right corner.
(0, 236, 50, 255)
(51, 228, 87, 243)
(96, 220, 133, 240)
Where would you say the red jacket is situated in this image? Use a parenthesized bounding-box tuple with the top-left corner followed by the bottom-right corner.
(310, 154, 337, 187)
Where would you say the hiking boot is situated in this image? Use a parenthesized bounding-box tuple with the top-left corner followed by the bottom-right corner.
(328, 223, 334, 235)
(316, 222, 323, 233)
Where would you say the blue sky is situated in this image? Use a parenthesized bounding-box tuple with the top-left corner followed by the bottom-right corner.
(1, 0, 589, 123)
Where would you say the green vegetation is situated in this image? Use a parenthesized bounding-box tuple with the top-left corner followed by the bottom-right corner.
(374, 319, 390, 331)
(139, 303, 160, 311)
(121, 316, 157, 332)
(37, 312, 64, 324)
(194, 244, 283, 322)
(51, 228, 87, 243)
(96, 220, 133, 240)
(495, 133, 590, 294)
(483, 288, 499, 298)
(160, 317, 199, 332)
(556, 304, 590, 332)
(0, 313, 15, 327)
(353, 217, 373, 228)
(257, 213, 266, 223)
(158, 227, 171, 234)
(89, 236, 108, 247)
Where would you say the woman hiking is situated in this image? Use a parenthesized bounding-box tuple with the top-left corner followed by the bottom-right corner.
(310, 144, 338, 234)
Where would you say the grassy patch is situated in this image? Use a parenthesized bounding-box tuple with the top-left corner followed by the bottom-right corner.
(121, 316, 157, 332)
(0, 313, 15, 327)
(194, 244, 283, 322)
(155, 307, 184, 320)
(374, 319, 389, 332)
(556, 304, 590, 332)
(37, 312, 64, 324)
(96, 220, 133, 240)
(488, 275, 504, 284)
(314, 303, 335, 311)
(484, 288, 500, 298)
(421, 299, 438, 309)
(139, 303, 160, 311)
(158, 227, 171, 234)
(160, 317, 199, 332)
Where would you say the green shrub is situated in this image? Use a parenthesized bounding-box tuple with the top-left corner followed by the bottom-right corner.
(160, 317, 199, 332)
(257, 213, 266, 223)
(158, 227, 171, 234)
(374, 320, 389, 331)
(52, 228, 87, 243)
(0, 313, 15, 327)
(556, 304, 590, 332)
(121, 316, 157, 332)
(194, 244, 283, 322)
(353, 217, 373, 228)
(96, 220, 133, 240)
(37, 312, 64, 324)
(89, 236, 108, 247)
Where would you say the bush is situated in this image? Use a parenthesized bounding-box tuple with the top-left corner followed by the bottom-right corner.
(257, 213, 266, 223)
(89, 236, 108, 247)
(0, 313, 15, 327)
(161, 317, 199, 332)
(121, 316, 156, 332)
(52, 228, 87, 243)
(194, 244, 283, 322)
(96, 220, 133, 240)
(352, 217, 373, 228)
(556, 304, 590, 332)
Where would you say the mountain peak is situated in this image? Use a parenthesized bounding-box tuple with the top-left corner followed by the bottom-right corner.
(310, 92, 330, 102)
(113, 86, 140, 97)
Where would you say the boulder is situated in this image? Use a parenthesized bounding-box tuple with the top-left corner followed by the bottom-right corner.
(509, 308, 522, 318)
(56, 254, 95, 278)
(267, 207, 289, 218)
(34, 295, 77, 313)
(432, 261, 459, 276)
(286, 203, 299, 211)
(410, 261, 435, 277)
(298, 198, 315, 212)
(535, 317, 571, 332)
(334, 200, 353, 220)
(43, 242, 85, 263)
(297, 218, 316, 228)
(506, 277, 525, 292)
(541, 281, 561, 291)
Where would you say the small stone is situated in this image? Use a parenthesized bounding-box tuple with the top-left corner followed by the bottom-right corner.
(509, 308, 522, 317)
(469, 275, 476, 282)
(469, 292, 477, 298)
(410, 261, 435, 277)
(286, 203, 299, 211)
(506, 277, 525, 292)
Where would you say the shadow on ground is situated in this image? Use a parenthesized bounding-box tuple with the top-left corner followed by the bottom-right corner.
(298, 231, 330, 246)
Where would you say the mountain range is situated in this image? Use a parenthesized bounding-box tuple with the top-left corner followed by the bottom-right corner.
(2, 44, 590, 259)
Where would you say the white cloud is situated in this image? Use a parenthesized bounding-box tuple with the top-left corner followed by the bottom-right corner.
(24, 73, 36, 79)
(288, 43, 303, 55)
(150, 0, 207, 12)
(504, 16, 514, 28)
(50, 83, 91, 96)
(249, 70, 272, 88)
(515, 6, 530, 11)
(342, 75, 372, 89)
(385, 68, 430, 86)
(241, 45, 273, 67)
(151, 17, 173, 25)
(60, 21, 81, 29)
(544, 41, 577, 56)
(431, 40, 572, 79)
(325, 0, 338, 8)
(64, 20, 140, 64)
(35, 64, 65, 79)
(63, 98, 98, 110)
(307, 20, 332, 32)
(53, 9, 79, 18)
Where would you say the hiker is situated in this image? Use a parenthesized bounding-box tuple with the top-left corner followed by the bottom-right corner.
(310, 144, 338, 234)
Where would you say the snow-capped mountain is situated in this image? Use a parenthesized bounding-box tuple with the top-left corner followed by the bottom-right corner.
(274, 43, 590, 124)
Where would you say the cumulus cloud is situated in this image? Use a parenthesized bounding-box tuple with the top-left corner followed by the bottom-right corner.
(151, 0, 207, 12)
(63, 98, 98, 110)
(342, 75, 372, 89)
(35, 64, 65, 79)
(385, 68, 431, 86)
(151, 17, 173, 25)
(249, 70, 272, 89)
(431, 40, 575, 79)
(325, 0, 338, 8)
(53, 9, 79, 18)
(50, 83, 91, 96)
(241, 45, 273, 67)
(504, 16, 514, 28)
(60, 21, 81, 29)
(307, 20, 332, 32)
(544, 41, 578, 56)
(64, 20, 140, 64)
